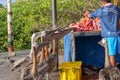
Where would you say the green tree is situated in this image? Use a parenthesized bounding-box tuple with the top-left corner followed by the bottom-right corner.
(0, 3, 4, 8)
(0, 0, 119, 52)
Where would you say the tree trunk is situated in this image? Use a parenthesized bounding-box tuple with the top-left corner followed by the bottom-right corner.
(7, 0, 14, 54)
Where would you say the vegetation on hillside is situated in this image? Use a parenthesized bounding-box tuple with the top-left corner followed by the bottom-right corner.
(0, 3, 4, 9)
(0, 0, 119, 52)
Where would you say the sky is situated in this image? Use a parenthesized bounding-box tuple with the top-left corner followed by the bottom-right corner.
(0, 0, 16, 6)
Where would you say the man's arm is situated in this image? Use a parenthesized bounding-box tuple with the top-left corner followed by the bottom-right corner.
(87, 8, 102, 19)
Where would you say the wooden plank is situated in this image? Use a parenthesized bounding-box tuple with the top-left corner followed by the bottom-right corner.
(74, 31, 101, 37)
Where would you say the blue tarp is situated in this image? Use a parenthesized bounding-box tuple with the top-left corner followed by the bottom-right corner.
(64, 32, 75, 62)
(64, 33, 120, 68)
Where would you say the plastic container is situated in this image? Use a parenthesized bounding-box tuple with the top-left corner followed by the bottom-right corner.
(59, 61, 82, 80)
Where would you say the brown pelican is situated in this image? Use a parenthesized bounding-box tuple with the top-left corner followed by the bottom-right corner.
(98, 38, 120, 80)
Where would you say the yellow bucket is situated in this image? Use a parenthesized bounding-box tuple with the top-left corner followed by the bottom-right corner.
(59, 61, 82, 80)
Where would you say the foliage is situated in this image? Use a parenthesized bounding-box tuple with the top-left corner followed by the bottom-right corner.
(0, 0, 119, 52)
(0, 3, 4, 8)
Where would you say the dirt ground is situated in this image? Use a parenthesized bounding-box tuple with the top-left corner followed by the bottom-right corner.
(0, 50, 101, 80)
(0, 50, 63, 80)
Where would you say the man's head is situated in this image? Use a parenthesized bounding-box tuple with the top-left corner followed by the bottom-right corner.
(100, 0, 111, 7)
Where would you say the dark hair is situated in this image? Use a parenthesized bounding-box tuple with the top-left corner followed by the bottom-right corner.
(101, 0, 111, 3)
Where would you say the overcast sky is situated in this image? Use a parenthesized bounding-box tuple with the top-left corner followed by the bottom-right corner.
(0, 0, 16, 6)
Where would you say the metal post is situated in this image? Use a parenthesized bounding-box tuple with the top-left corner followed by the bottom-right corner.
(52, 0, 57, 29)
(114, 0, 118, 5)
(7, 0, 14, 55)
(52, 0, 59, 71)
